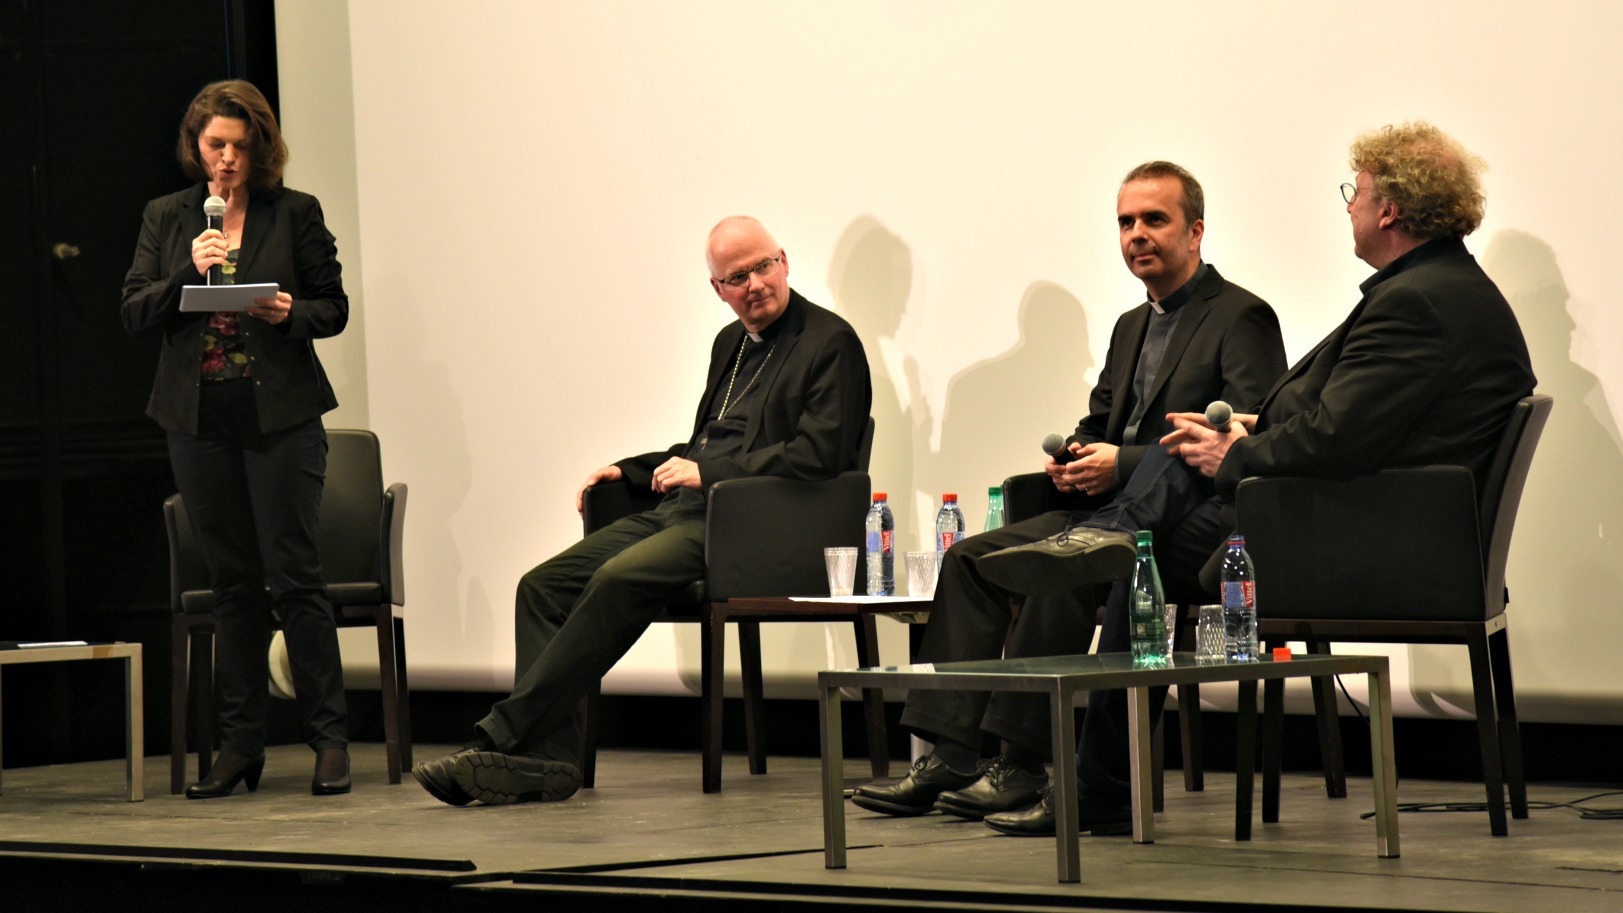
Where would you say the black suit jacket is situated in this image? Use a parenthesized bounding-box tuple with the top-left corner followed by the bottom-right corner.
(1071, 265, 1286, 482)
(616, 290, 873, 490)
(121, 184, 348, 435)
(1217, 237, 1536, 497)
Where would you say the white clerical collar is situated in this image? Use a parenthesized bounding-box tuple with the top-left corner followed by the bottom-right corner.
(747, 331, 764, 343)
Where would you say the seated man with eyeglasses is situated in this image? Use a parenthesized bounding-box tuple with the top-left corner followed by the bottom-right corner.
(413, 216, 872, 806)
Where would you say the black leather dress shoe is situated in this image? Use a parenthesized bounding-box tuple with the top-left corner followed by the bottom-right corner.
(312, 747, 351, 795)
(454, 751, 582, 805)
(982, 787, 1132, 837)
(934, 755, 1048, 820)
(975, 528, 1135, 596)
(850, 754, 986, 817)
(413, 749, 478, 806)
(186, 751, 265, 799)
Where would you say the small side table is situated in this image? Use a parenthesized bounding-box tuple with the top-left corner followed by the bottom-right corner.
(820, 652, 1397, 883)
(0, 641, 144, 801)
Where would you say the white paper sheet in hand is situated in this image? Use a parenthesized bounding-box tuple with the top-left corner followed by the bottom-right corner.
(179, 283, 279, 312)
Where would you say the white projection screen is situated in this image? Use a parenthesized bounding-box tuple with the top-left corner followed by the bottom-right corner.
(274, 1, 1623, 723)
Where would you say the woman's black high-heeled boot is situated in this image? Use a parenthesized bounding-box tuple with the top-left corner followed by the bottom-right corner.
(185, 751, 266, 799)
(312, 747, 351, 795)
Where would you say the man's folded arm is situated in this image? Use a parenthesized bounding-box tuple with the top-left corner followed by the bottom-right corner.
(1216, 288, 1449, 496)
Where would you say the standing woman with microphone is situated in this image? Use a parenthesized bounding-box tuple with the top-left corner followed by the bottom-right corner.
(121, 80, 350, 798)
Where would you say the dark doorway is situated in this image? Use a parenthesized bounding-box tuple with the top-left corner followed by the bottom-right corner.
(1, 0, 277, 766)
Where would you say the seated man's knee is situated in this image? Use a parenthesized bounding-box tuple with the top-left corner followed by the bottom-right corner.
(516, 561, 572, 622)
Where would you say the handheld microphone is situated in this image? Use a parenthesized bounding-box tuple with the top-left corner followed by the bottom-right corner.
(1205, 400, 1233, 433)
(1041, 432, 1075, 464)
(203, 195, 227, 286)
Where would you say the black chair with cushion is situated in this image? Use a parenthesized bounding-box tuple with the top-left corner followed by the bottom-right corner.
(1240, 394, 1552, 836)
(166, 428, 411, 794)
(579, 418, 880, 794)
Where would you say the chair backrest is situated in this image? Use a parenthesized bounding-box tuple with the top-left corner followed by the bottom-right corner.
(319, 429, 387, 589)
(164, 429, 391, 612)
(1476, 394, 1553, 616)
(1238, 394, 1553, 623)
(164, 492, 207, 614)
(704, 470, 872, 601)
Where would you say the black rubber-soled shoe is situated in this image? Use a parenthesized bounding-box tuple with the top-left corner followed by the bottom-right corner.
(413, 750, 478, 807)
(454, 751, 582, 805)
(974, 528, 1136, 596)
(982, 787, 1133, 837)
(935, 755, 1048, 820)
(850, 754, 987, 817)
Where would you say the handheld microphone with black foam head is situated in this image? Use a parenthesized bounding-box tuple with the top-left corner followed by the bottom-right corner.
(1041, 432, 1075, 464)
(1205, 400, 1233, 434)
(203, 195, 227, 286)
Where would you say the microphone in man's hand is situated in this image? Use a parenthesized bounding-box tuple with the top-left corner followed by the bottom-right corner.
(203, 195, 227, 286)
(1205, 400, 1233, 434)
(1041, 432, 1076, 464)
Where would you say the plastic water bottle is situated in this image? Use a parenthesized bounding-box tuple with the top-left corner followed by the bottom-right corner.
(865, 492, 895, 596)
(1221, 534, 1259, 662)
(934, 493, 965, 569)
(1129, 530, 1170, 667)
(984, 486, 1005, 532)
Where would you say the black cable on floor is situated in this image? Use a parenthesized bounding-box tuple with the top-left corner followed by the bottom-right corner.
(1358, 790, 1623, 820)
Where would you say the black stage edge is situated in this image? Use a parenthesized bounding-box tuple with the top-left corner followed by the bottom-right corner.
(2, 742, 1620, 913)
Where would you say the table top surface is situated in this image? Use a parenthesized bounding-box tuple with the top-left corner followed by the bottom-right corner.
(731, 596, 932, 606)
(819, 651, 1387, 689)
(719, 596, 933, 617)
(0, 641, 140, 663)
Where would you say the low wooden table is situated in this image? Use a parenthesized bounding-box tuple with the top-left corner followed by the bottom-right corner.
(0, 641, 144, 801)
(819, 652, 1397, 883)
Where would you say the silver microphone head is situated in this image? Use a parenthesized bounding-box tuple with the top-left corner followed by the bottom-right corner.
(1205, 400, 1234, 429)
(203, 195, 227, 218)
(1040, 432, 1066, 456)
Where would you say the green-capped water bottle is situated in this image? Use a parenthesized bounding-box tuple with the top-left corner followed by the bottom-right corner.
(984, 486, 1005, 532)
(1129, 530, 1169, 667)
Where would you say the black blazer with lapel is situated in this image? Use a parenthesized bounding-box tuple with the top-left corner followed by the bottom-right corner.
(1217, 237, 1535, 497)
(617, 290, 873, 490)
(1071, 265, 1286, 481)
(121, 183, 348, 435)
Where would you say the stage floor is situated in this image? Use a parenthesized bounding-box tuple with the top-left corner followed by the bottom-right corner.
(1, 742, 1620, 912)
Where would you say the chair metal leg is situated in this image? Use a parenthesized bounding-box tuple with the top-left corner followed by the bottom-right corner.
(192, 628, 215, 782)
(700, 604, 725, 793)
(393, 614, 413, 769)
(170, 617, 189, 795)
(853, 616, 888, 779)
(1488, 624, 1527, 818)
(1172, 605, 1203, 792)
(738, 619, 768, 776)
(1235, 680, 1258, 841)
(1305, 640, 1347, 799)
(1467, 629, 1509, 836)
(1261, 677, 1284, 823)
(373, 606, 403, 784)
(580, 684, 600, 789)
(1179, 684, 1204, 792)
(1151, 710, 1165, 813)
